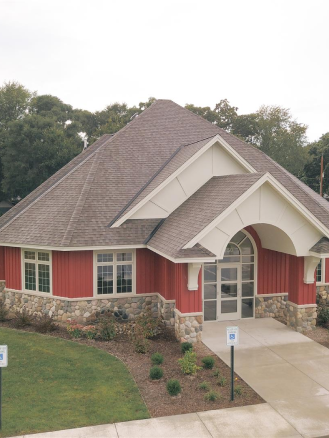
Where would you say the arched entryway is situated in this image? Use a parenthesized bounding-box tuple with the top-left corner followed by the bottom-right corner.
(203, 229, 256, 321)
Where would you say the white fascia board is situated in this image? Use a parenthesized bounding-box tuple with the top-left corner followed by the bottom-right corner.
(309, 251, 329, 258)
(111, 134, 256, 228)
(147, 245, 216, 264)
(0, 242, 147, 251)
(183, 172, 329, 249)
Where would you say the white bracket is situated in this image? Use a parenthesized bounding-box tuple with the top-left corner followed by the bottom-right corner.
(187, 263, 202, 290)
(304, 256, 320, 284)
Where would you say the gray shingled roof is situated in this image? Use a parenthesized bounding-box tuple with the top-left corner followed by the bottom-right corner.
(147, 174, 264, 259)
(310, 237, 329, 254)
(0, 99, 327, 255)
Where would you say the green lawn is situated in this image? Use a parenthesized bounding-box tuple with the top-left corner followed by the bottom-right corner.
(0, 328, 149, 437)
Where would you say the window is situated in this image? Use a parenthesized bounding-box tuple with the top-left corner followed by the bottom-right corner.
(95, 250, 134, 295)
(23, 250, 51, 293)
(316, 259, 324, 284)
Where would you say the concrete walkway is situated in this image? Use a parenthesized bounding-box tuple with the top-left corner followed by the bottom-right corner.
(203, 318, 329, 438)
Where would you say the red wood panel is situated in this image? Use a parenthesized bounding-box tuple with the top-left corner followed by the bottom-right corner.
(52, 250, 93, 298)
(175, 263, 202, 313)
(288, 255, 316, 305)
(4, 246, 21, 290)
(0, 246, 5, 280)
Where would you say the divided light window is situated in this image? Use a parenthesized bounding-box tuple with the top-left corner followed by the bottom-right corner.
(23, 250, 51, 293)
(96, 251, 133, 295)
(316, 260, 324, 284)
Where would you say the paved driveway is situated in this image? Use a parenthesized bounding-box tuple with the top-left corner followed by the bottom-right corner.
(203, 318, 329, 438)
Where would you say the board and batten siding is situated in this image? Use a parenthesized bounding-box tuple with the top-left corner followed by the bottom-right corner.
(4, 246, 21, 290)
(52, 250, 93, 298)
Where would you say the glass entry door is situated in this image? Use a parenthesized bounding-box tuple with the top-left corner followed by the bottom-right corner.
(219, 264, 241, 321)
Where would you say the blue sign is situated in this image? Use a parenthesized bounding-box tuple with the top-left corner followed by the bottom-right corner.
(0, 354, 2, 360)
(229, 334, 235, 340)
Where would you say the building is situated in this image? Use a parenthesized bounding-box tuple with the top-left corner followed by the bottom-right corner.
(0, 99, 329, 342)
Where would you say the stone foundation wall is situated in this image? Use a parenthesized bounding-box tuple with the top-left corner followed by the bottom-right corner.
(0, 288, 175, 325)
(174, 311, 203, 343)
(286, 302, 317, 333)
(317, 285, 329, 306)
(255, 294, 288, 319)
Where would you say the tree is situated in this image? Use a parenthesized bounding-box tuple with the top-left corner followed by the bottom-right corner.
(1, 115, 81, 199)
(185, 99, 238, 130)
(301, 133, 329, 194)
(0, 81, 35, 130)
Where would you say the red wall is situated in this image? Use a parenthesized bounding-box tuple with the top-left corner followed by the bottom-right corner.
(325, 259, 329, 284)
(136, 248, 202, 313)
(4, 247, 21, 290)
(0, 246, 5, 280)
(52, 251, 93, 298)
(288, 255, 316, 305)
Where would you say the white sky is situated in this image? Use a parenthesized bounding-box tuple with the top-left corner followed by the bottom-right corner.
(0, 0, 328, 142)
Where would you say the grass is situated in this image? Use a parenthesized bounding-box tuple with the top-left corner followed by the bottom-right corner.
(0, 327, 149, 437)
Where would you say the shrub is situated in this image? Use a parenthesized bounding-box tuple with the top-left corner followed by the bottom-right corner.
(0, 299, 8, 322)
(13, 310, 32, 328)
(202, 356, 215, 369)
(199, 381, 210, 391)
(166, 379, 181, 396)
(317, 305, 329, 328)
(181, 342, 193, 354)
(204, 391, 220, 402)
(151, 352, 164, 365)
(149, 366, 163, 380)
(82, 325, 98, 340)
(135, 309, 162, 339)
(130, 323, 149, 353)
(34, 315, 57, 333)
(67, 320, 83, 338)
(213, 368, 221, 378)
(234, 385, 243, 396)
(217, 376, 227, 387)
(98, 316, 116, 341)
(178, 350, 201, 375)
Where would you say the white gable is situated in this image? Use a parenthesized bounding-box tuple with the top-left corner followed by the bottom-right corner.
(129, 138, 250, 220)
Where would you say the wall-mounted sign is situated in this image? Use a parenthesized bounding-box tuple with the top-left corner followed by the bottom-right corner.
(0, 345, 8, 367)
(226, 326, 239, 346)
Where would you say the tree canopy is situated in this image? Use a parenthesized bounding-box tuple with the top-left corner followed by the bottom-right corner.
(0, 81, 326, 202)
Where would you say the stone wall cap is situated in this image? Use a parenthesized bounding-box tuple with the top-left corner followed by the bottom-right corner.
(287, 301, 317, 309)
(257, 293, 288, 297)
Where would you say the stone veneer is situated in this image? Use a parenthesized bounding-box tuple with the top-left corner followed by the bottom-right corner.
(174, 310, 203, 343)
(255, 294, 288, 319)
(0, 286, 175, 326)
(286, 301, 317, 332)
(317, 285, 329, 306)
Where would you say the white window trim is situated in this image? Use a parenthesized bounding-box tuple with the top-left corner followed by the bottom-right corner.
(316, 258, 326, 285)
(93, 249, 136, 297)
(21, 249, 52, 296)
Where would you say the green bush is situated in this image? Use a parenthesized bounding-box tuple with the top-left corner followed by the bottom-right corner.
(234, 385, 243, 396)
(178, 350, 201, 375)
(199, 381, 210, 391)
(204, 391, 220, 402)
(217, 376, 227, 387)
(213, 368, 221, 378)
(181, 342, 193, 354)
(98, 316, 116, 341)
(34, 315, 57, 333)
(317, 305, 329, 328)
(130, 324, 149, 353)
(82, 325, 98, 340)
(135, 309, 162, 339)
(13, 310, 32, 328)
(0, 299, 8, 322)
(166, 379, 181, 396)
(151, 352, 164, 365)
(149, 366, 163, 380)
(201, 356, 215, 369)
(67, 321, 83, 338)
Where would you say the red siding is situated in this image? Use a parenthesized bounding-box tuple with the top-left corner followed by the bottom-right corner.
(289, 255, 316, 305)
(325, 259, 329, 284)
(0, 246, 5, 280)
(4, 246, 21, 290)
(52, 251, 93, 298)
(174, 263, 202, 313)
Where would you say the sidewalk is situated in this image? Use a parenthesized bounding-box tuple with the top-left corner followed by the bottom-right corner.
(15, 403, 301, 438)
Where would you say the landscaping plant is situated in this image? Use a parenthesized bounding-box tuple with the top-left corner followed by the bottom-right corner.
(166, 379, 181, 396)
(217, 376, 227, 387)
(130, 323, 149, 353)
(201, 356, 215, 369)
(317, 305, 329, 328)
(135, 309, 162, 339)
(234, 385, 243, 396)
(34, 314, 57, 333)
(181, 341, 193, 354)
(151, 352, 164, 365)
(67, 320, 84, 338)
(98, 316, 116, 340)
(0, 299, 8, 322)
(213, 367, 221, 378)
(178, 350, 201, 375)
(83, 325, 98, 340)
(199, 381, 210, 391)
(149, 366, 164, 380)
(204, 391, 220, 402)
(13, 309, 32, 328)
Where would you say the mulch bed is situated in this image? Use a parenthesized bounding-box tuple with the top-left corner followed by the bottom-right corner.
(0, 320, 264, 418)
(304, 325, 329, 349)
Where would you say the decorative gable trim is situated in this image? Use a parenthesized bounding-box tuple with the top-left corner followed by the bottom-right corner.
(111, 134, 256, 227)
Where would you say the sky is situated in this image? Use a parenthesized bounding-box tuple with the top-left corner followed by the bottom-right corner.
(0, 0, 328, 142)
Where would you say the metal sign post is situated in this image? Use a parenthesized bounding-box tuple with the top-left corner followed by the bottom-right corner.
(226, 327, 239, 401)
(0, 345, 8, 430)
